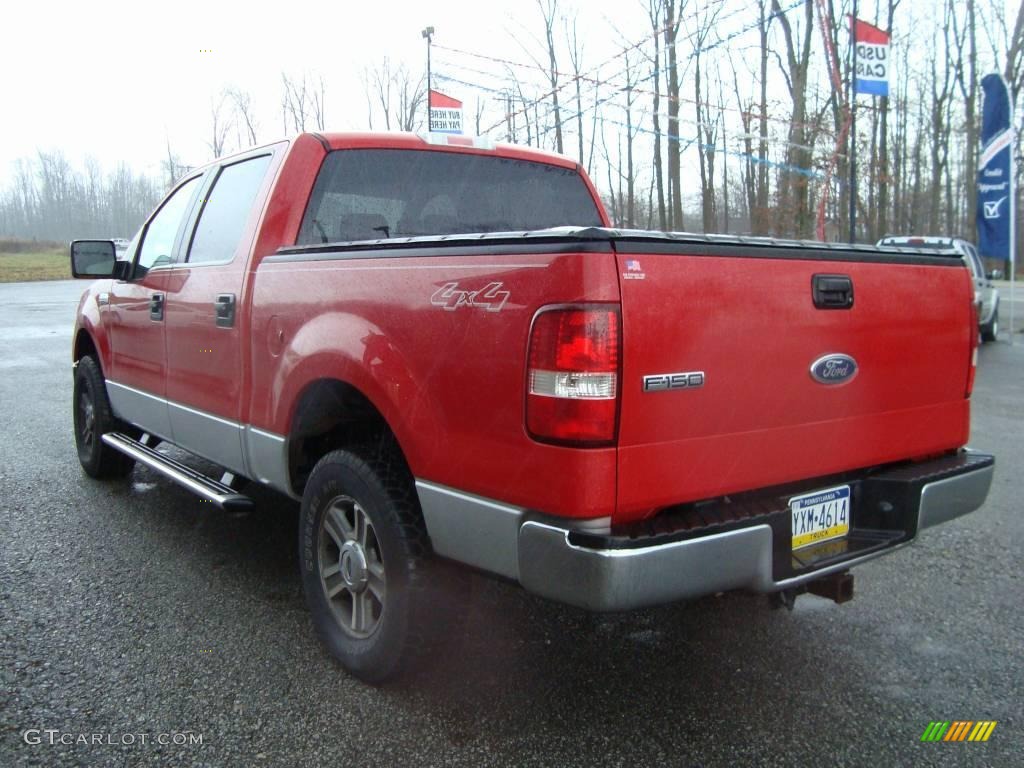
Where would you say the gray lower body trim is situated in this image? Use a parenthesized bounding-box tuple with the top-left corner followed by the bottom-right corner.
(106, 379, 293, 497)
(106, 381, 173, 441)
(167, 400, 245, 475)
(244, 427, 293, 498)
(415, 481, 524, 580)
(918, 461, 994, 530)
(415, 453, 994, 613)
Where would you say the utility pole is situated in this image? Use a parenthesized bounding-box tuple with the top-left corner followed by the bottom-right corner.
(422, 26, 434, 129)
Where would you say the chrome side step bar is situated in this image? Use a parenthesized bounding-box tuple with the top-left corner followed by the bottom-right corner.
(102, 432, 254, 511)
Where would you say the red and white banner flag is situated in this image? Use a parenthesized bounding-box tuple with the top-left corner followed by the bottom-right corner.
(852, 19, 890, 97)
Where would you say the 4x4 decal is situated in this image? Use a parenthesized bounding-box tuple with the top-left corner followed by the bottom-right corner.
(430, 281, 510, 312)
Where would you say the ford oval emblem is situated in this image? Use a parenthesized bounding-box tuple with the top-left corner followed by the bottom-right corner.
(810, 354, 858, 385)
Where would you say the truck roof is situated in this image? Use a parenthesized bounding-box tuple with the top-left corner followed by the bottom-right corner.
(204, 131, 581, 174)
(316, 131, 580, 169)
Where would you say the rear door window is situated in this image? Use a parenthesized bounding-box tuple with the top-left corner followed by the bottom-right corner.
(187, 154, 272, 264)
(297, 149, 603, 245)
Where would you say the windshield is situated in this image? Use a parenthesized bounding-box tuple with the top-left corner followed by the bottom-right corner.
(297, 148, 603, 245)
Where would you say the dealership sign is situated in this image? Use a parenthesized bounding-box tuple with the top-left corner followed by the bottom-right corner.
(853, 19, 890, 97)
(977, 73, 1014, 260)
(429, 90, 463, 134)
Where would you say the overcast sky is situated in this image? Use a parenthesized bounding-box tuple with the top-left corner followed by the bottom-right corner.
(1, 0, 1016, 183)
(0, 0, 646, 177)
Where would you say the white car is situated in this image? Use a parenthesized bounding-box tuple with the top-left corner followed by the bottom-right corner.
(878, 236, 1001, 342)
(110, 238, 131, 258)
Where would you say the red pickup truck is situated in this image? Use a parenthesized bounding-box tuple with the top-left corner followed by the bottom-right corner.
(70, 132, 994, 682)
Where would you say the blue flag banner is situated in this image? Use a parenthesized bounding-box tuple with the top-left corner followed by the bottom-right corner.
(978, 74, 1013, 260)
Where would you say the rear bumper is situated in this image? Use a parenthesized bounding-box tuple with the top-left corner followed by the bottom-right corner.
(516, 450, 994, 611)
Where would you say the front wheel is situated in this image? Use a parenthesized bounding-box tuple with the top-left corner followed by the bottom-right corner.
(299, 445, 466, 684)
(73, 356, 135, 479)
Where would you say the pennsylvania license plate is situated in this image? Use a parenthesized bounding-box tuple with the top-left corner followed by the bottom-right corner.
(790, 485, 851, 550)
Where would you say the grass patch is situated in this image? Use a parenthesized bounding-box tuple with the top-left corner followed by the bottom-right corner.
(0, 249, 71, 282)
(0, 238, 63, 254)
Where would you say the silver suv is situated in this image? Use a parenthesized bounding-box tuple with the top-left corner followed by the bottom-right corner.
(878, 236, 1001, 342)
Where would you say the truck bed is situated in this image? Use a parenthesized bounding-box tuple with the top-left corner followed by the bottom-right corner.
(255, 227, 972, 525)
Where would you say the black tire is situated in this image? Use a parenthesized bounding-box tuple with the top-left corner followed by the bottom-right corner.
(981, 306, 999, 343)
(73, 356, 135, 479)
(299, 442, 466, 684)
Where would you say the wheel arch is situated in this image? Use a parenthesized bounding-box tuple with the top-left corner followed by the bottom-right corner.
(285, 377, 412, 497)
(73, 328, 99, 364)
(73, 320, 112, 378)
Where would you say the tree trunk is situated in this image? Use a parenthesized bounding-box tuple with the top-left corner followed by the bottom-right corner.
(539, 0, 564, 154)
(649, 1, 667, 230)
(755, 0, 770, 234)
(665, 0, 683, 230)
(771, 0, 815, 238)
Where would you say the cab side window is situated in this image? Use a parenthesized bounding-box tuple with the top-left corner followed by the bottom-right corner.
(187, 154, 272, 264)
(136, 176, 201, 277)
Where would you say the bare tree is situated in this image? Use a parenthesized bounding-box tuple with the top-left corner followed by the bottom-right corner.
(162, 136, 186, 188)
(690, 1, 723, 232)
(624, 52, 638, 228)
(474, 96, 485, 135)
(567, 15, 586, 165)
(664, 0, 685, 230)
(951, 0, 978, 239)
(874, 0, 901, 241)
(311, 74, 327, 131)
(771, 0, 816, 237)
(281, 72, 310, 133)
(228, 87, 259, 147)
(208, 90, 234, 159)
(719, 78, 730, 233)
(368, 58, 426, 132)
(0, 152, 163, 241)
(511, 75, 534, 146)
(1006, 0, 1024, 97)
(754, 0, 772, 234)
(647, 0, 667, 230)
(927, 3, 955, 233)
(538, 0, 564, 154)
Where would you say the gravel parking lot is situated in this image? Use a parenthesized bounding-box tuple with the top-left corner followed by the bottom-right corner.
(2, 279, 1022, 767)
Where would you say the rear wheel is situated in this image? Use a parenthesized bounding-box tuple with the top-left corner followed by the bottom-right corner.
(73, 356, 135, 479)
(299, 443, 466, 684)
(981, 307, 999, 343)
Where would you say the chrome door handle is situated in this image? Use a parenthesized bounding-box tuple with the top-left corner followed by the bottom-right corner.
(149, 293, 165, 321)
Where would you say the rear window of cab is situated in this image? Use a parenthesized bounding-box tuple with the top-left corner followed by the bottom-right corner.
(297, 149, 603, 245)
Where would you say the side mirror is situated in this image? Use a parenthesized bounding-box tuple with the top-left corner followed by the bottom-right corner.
(986, 270, 1003, 280)
(70, 240, 127, 279)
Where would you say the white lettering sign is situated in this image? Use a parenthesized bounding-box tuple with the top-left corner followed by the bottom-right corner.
(429, 108, 463, 134)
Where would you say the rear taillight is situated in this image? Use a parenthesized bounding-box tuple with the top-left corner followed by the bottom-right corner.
(526, 307, 621, 446)
(966, 300, 979, 397)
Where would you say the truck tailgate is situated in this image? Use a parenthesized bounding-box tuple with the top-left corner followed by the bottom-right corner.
(615, 241, 974, 520)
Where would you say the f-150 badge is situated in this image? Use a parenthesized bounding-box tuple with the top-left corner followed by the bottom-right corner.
(643, 371, 705, 392)
(430, 281, 510, 312)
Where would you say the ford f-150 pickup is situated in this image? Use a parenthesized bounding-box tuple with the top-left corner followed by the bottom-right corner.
(70, 132, 994, 682)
